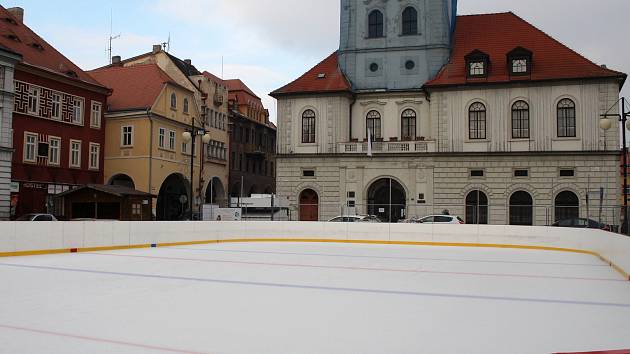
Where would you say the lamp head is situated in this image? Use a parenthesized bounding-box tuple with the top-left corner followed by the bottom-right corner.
(182, 131, 192, 142)
(599, 117, 613, 131)
(202, 133, 211, 144)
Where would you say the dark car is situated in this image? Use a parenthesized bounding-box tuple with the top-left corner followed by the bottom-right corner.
(551, 218, 610, 231)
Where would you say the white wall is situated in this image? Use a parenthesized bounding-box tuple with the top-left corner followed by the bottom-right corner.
(1, 221, 628, 280)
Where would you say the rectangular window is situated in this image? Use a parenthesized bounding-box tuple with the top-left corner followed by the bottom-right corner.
(182, 141, 189, 154)
(514, 169, 529, 177)
(51, 93, 61, 120)
(48, 137, 60, 166)
(168, 130, 176, 150)
(91, 101, 102, 128)
(470, 170, 485, 178)
(512, 59, 528, 73)
(347, 192, 356, 198)
(72, 97, 84, 124)
(122, 126, 133, 147)
(209, 110, 214, 127)
(24, 132, 37, 162)
(0, 66, 4, 89)
(158, 128, 166, 148)
(469, 61, 485, 76)
(89, 143, 100, 170)
(132, 203, 141, 216)
(28, 86, 40, 115)
(70, 140, 81, 168)
(560, 169, 575, 177)
(302, 170, 315, 177)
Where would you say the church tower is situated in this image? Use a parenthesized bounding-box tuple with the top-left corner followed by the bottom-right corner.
(339, 0, 457, 91)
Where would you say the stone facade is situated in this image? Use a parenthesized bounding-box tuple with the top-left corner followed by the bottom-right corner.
(0, 49, 20, 219)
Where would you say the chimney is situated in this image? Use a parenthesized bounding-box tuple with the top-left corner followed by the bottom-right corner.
(152, 44, 162, 54)
(601, 64, 608, 69)
(7, 7, 24, 23)
(112, 56, 121, 65)
(184, 59, 192, 66)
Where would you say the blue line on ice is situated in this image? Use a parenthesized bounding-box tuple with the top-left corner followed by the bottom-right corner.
(1, 262, 628, 309)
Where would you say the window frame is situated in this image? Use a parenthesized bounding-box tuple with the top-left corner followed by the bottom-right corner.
(183, 98, 189, 114)
(511, 100, 530, 139)
(27, 86, 40, 115)
(368, 9, 384, 38)
(72, 97, 84, 125)
(89, 142, 100, 170)
(301, 109, 316, 144)
(401, 7, 418, 35)
(48, 136, 61, 166)
(168, 130, 176, 151)
(23, 132, 38, 163)
(401, 109, 417, 140)
(69, 139, 82, 168)
(366, 110, 382, 140)
(557, 98, 577, 138)
(170, 93, 177, 109)
(51, 92, 62, 120)
(90, 101, 102, 129)
(468, 102, 487, 140)
(121, 125, 133, 147)
(158, 128, 166, 149)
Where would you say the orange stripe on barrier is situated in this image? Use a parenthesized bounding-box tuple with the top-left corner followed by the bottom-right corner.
(0, 238, 628, 281)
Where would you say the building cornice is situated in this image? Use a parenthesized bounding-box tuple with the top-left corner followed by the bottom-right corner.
(276, 150, 621, 159)
(17, 63, 111, 95)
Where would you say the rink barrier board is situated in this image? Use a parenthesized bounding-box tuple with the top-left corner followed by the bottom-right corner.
(0, 222, 629, 281)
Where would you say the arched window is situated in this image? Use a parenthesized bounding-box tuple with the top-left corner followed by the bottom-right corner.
(402, 7, 418, 35)
(302, 109, 316, 143)
(170, 93, 177, 109)
(469, 102, 486, 140)
(401, 109, 416, 140)
(183, 98, 189, 113)
(511, 100, 530, 139)
(368, 10, 384, 38)
(466, 190, 488, 224)
(557, 99, 576, 138)
(509, 191, 533, 226)
(555, 191, 579, 222)
(366, 110, 382, 139)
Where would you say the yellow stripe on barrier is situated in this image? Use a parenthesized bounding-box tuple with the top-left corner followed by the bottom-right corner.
(0, 237, 627, 281)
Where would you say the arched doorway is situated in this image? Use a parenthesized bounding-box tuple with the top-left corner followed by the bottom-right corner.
(555, 191, 579, 222)
(205, 177, 226, 207)
(509, 191, 533, 226)
(299, 189, 319, 221)
(466, 190, 488, 224)
(108, 174, 135, 189)
(156, 173, 190, 221)
(367, 178, 406, 223)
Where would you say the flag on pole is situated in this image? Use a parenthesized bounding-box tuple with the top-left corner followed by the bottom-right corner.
(367, 128, 373, 157)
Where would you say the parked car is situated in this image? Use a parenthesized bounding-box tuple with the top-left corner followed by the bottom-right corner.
(328, 215, 381, 223)
(15, 213, 58, 221)
(551, 218, 611, 231)
(410, 215, 464, 224)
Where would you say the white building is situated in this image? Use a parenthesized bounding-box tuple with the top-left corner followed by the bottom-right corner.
(0, 47, 21, 220)
(271, 5, 626, 225)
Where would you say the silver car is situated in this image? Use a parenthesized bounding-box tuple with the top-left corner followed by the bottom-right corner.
(410, 215, 464, 224)
(328, 215, 381, 223)
(15, 213, 58, 221)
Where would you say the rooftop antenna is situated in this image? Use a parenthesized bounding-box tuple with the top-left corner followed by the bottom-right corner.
(108, 9, 121, 64)
(221, 56, 224, 79)
(162, 32, 171, 52)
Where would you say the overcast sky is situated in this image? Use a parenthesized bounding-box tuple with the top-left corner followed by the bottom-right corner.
(4, 0, 629, 121)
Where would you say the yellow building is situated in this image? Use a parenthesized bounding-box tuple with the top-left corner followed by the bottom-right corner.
(90, 64, 204, 220)
(105, 45, 230, 209)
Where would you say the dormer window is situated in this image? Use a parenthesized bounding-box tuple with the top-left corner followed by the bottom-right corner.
(465, 50, 489, 78)
(507, 47, 533, 76)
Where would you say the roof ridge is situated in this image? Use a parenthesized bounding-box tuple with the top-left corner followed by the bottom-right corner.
(271, 51, 349, 95)
(456, 11, 513, 18)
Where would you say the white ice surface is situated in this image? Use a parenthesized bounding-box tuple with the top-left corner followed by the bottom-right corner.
(1, 242, 630, 354)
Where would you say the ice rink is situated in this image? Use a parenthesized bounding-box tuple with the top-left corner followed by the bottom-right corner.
(1, 241, 630, 354)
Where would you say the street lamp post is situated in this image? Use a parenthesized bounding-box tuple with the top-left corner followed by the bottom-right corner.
(599, 97, 630, 234)
(182, 121, 211, 221)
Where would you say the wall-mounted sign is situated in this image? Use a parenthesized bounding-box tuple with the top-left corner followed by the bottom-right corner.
(21, 182, 48, 190)
(10, 182, 19, 193)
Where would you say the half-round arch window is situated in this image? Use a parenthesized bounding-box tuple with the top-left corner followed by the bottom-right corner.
(511, 100, 530, 139)
(469, 102, 486, 140)
(183, 98, 189, 113)
(302, 109, 316, 144)
(368, 10, 384, 38)
(401, 109, 416, 140)
(557, 98, 576, 138)
(170, 93, 177, 109)
(366, 110, 382, 139)
(555, 191, 579, 221)
(402, 7, 418, 35)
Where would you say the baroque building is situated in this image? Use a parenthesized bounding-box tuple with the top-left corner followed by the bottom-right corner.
(271, 0, 626, 225)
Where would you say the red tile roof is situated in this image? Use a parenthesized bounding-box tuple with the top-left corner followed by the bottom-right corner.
(426, 12, 626, 88)
(88, 64, 180, 111)
(270, 52, 351, 97)
(202, 71, 224, 85)
(225, 79, 260, 100)
(0, 5, 104, 87)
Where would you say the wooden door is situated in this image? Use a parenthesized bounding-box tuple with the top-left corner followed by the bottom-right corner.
(299, 189, 319, 221)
